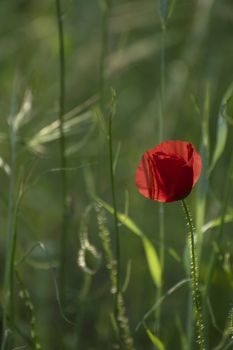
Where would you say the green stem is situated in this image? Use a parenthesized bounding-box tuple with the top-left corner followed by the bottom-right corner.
(155, 17, 166, 336)
(99, 1, 111, 113)
(108, 94, 120, 299)
(99, 0, 121, 329)
(55, 0, 68, 296)
(182, 199, 205, 350)
(159, 23, 166, 142)
(107, 91, 125, 349)
(2, 82, 18, 349)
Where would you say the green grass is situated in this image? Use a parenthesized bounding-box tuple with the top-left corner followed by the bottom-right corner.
(0, 0, 233, 349)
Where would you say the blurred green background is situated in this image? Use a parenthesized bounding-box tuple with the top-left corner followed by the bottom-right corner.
(0, 0, 233, 349)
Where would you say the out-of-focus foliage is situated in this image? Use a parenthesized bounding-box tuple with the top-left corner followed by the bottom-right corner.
(0, 0, 233, 349)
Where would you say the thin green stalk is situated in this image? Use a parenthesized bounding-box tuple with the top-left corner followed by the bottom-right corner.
(96, 204, 135, 350)
(99, 0, 111, 112)
(2, 83, 18, 349)
(108, 92, 121, 299)
(99, 0, 121, 329)
(155, 16, 166, 336)
(3, 173, 30, 350)
(182, 199, 205, 350)
(75, 274, 92, 348)
(159, 23, 166, 142)
(55, 0, 68, 296)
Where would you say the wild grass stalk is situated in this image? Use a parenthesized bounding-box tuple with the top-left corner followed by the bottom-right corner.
(99, 0, 112, 112)
(159, 19, 166, 143)
(96, 204, 135, 350)
(195, 88, 210, 258)
(107, 90, 121, 320)
(2, 158, 35, 349)
(55, 0, 68, 299)
(154, 4, 167, 335)
(16, 271, 42, 350)
(99, 0, 122, 335)
(2, 82, 19, 349)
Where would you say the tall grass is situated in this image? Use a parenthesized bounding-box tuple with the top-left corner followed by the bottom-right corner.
(55, 0, 69, 301)
(154, 0, 167, 336)
(2, 79, 20, 349)
(1, 1, 233, 349)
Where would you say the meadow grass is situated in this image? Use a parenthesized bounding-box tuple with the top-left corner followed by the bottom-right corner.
(0, 1, 233, 349)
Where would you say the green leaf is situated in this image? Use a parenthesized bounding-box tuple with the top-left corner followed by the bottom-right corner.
(160, 0, 169, 22)
(0, 157, 11, 176)
(202, 210, 233, 233)
(208, 84, 233, 175)
(142, 237, 161, 288)
(146, 328, 165, 350)
(113, 141, 121, 175)
(196, 87, 210, 250)
(208, 112, 227, 175)
(95, 196, 143, 237)
(160, 0, 176, 24)
(122, 260, 132, 293)
(28, 95, 97, 153)
(167, 0, 177, 20)
(136, 279, 189, 330)
(29, 111, 93, 147)
(95, 196, 161, 287)
(15, 242, 58, 270)
(224, 82, 233, 120)
(26, 258, 58, 270)
(168, 247, 181, 263)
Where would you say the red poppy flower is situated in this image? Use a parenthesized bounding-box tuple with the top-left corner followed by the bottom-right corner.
(135, 140, 202, 203)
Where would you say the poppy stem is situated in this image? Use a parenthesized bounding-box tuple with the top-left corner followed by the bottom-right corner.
(182, 199, 205, 350)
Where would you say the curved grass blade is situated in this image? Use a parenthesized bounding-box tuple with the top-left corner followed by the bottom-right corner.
(208, 83, 233, 175)
(160, 0, 177, 25)
(136, 279, 189, 330)
(95, 196, 161, 288)
(202, 210, 233, 233)
(195, 87, 210, 256)
(145, 326, 165, 350)
(0, 157, 11, 176)
(28, 111, 93, 151)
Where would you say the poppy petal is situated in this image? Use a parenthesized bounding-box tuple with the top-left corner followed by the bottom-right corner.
(135, 140, 202, 203)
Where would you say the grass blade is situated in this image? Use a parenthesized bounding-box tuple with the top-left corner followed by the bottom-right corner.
(208, 83, 233, 175)
(145, 327, 165, 350)
(95, 196, 161, 288)
(202, 210, 233, 233)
